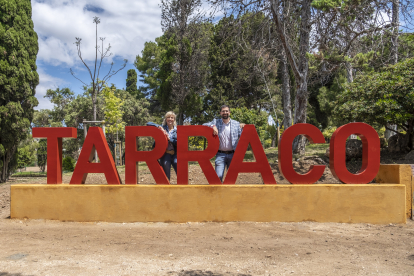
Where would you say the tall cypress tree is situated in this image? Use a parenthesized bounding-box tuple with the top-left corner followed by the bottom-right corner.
(0, 0, 39, 182)
(126, 69, 143, 98)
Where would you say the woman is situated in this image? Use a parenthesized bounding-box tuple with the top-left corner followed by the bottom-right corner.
(146, 111, 177, 181)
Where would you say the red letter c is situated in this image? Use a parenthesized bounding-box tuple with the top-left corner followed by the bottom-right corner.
(278, 124, 326, 184)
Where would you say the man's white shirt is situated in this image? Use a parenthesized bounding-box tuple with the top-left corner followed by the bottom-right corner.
(219, 119, 233, 151)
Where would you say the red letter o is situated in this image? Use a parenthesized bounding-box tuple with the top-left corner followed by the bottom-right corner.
(330, 123, 380, 184)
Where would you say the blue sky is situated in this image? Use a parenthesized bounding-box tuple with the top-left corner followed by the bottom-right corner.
(32, 0, 163, 109)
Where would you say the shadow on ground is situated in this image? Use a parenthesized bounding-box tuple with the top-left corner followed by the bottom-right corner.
(0, 273, 31, 276)
(169, 270, 251, 276)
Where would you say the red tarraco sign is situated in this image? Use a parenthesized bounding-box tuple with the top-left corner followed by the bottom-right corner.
(32, 122, 380, 185)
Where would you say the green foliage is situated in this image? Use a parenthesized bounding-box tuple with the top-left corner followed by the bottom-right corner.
(231, 107, 268, 126)
(33, 85, 151, 159)
(316, 72, 347, 127)
(335, 58, 414, 125)
(44, 87, 74, 124)
(62, 156, 75, 172)
(135, 18, 211, 124)
(188, 136, 205, 151)
(157, 21, 211, 124)
(17, 135, 37, 168)
(205, 13, 278, 122)
(334, 58, 414, 149)
(351, 51, 376, 72)
(12, 171, 46, 177)
(102, 86, 126, 135)
(311, 0, 342, 11)
(17, 146, 33, 169)
(37, 139, 47, 172)
(0, 0, 39, 182)
(230, 107, 270, 144)
(322, 126, 337, 139)
(135, 39, 162, 99)
(377, 126, 386, 138)
(266, 124, 277, 142)
(126, 69, 143, 98)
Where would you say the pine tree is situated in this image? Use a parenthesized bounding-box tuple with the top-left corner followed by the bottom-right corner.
(0, 0, 39, 182)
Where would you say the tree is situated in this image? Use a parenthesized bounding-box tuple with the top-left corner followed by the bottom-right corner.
(62, 156, 75, 172)
(334, 58, 414, 152)
(126, 69, 143, 98)
(32, 109, 53, 127)
(102, 86, 125, 136)
(17, 135, 38, 169)
(206, 13, 279, 122)
(135, 40, 162, 98)
(135, 39, 164, 115)
(0, 0, 39, 182)
(213, 0, 409, 153)
(102, 86, 151, 159)
(70, 16, 127, 121)
(231, 107, 269, 142)
(37, 139, 47, 172)
(159, 0, 211, 125)
(44, 87, 75, 124)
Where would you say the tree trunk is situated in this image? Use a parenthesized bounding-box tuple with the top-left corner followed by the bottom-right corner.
(281, 51, 292, 130)
(271, 125, 278, 147)
(385, 0, 400, 140)
(292, 78, 308, 155)
(403, 120, 414, 152)
(271, 0, 311, 155)
(292, 0, 312, 155)
(346, 61, 353, 83)
(391, 0, 399, 65)
(0, 146, 15, 183)
(409, 120, 414, 151)
(1, 154, 6, 183)
(177, 110, 184, 126)
(92, 92, 97, 121)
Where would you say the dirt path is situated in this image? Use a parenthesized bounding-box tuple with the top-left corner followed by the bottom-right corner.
(2, 153, 414, 275)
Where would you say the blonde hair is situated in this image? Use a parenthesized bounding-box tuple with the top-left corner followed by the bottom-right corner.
(162, 111, 177, 126)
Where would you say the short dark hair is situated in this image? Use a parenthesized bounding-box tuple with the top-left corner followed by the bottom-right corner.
(220, 105, 230, 112)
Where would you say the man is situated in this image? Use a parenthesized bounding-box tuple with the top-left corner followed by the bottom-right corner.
(204, 105, 245, 182)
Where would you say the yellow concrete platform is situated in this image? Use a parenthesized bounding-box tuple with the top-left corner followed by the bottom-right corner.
(10, 165, 413, 224)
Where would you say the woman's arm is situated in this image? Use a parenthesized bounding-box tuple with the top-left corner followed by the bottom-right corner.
(146, 122, 161, 128)
(147, 122, 169, 139)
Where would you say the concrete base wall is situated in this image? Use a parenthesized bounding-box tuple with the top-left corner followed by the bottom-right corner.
(10, 164, 413, 224)
(11, 184, 406, 224)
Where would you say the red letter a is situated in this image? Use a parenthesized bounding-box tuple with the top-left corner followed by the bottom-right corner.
(70, 127, 121, 184)
(223, 125, 276, 184)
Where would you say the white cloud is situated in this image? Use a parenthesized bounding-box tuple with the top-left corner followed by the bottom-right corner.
(32, 0, 163, 66)
(35, 67, 67, 110)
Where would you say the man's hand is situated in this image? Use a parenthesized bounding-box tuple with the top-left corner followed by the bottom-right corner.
(212, 126, 218, 136)
(240, 123, 245, 129)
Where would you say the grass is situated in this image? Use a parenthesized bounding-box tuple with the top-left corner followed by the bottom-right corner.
(11, 171, 47, 177)
(304, 143, 329, 158)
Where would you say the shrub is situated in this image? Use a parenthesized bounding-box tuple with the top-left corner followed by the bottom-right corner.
(62, 156, 76, 172)
(322, 126, 337, 139)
